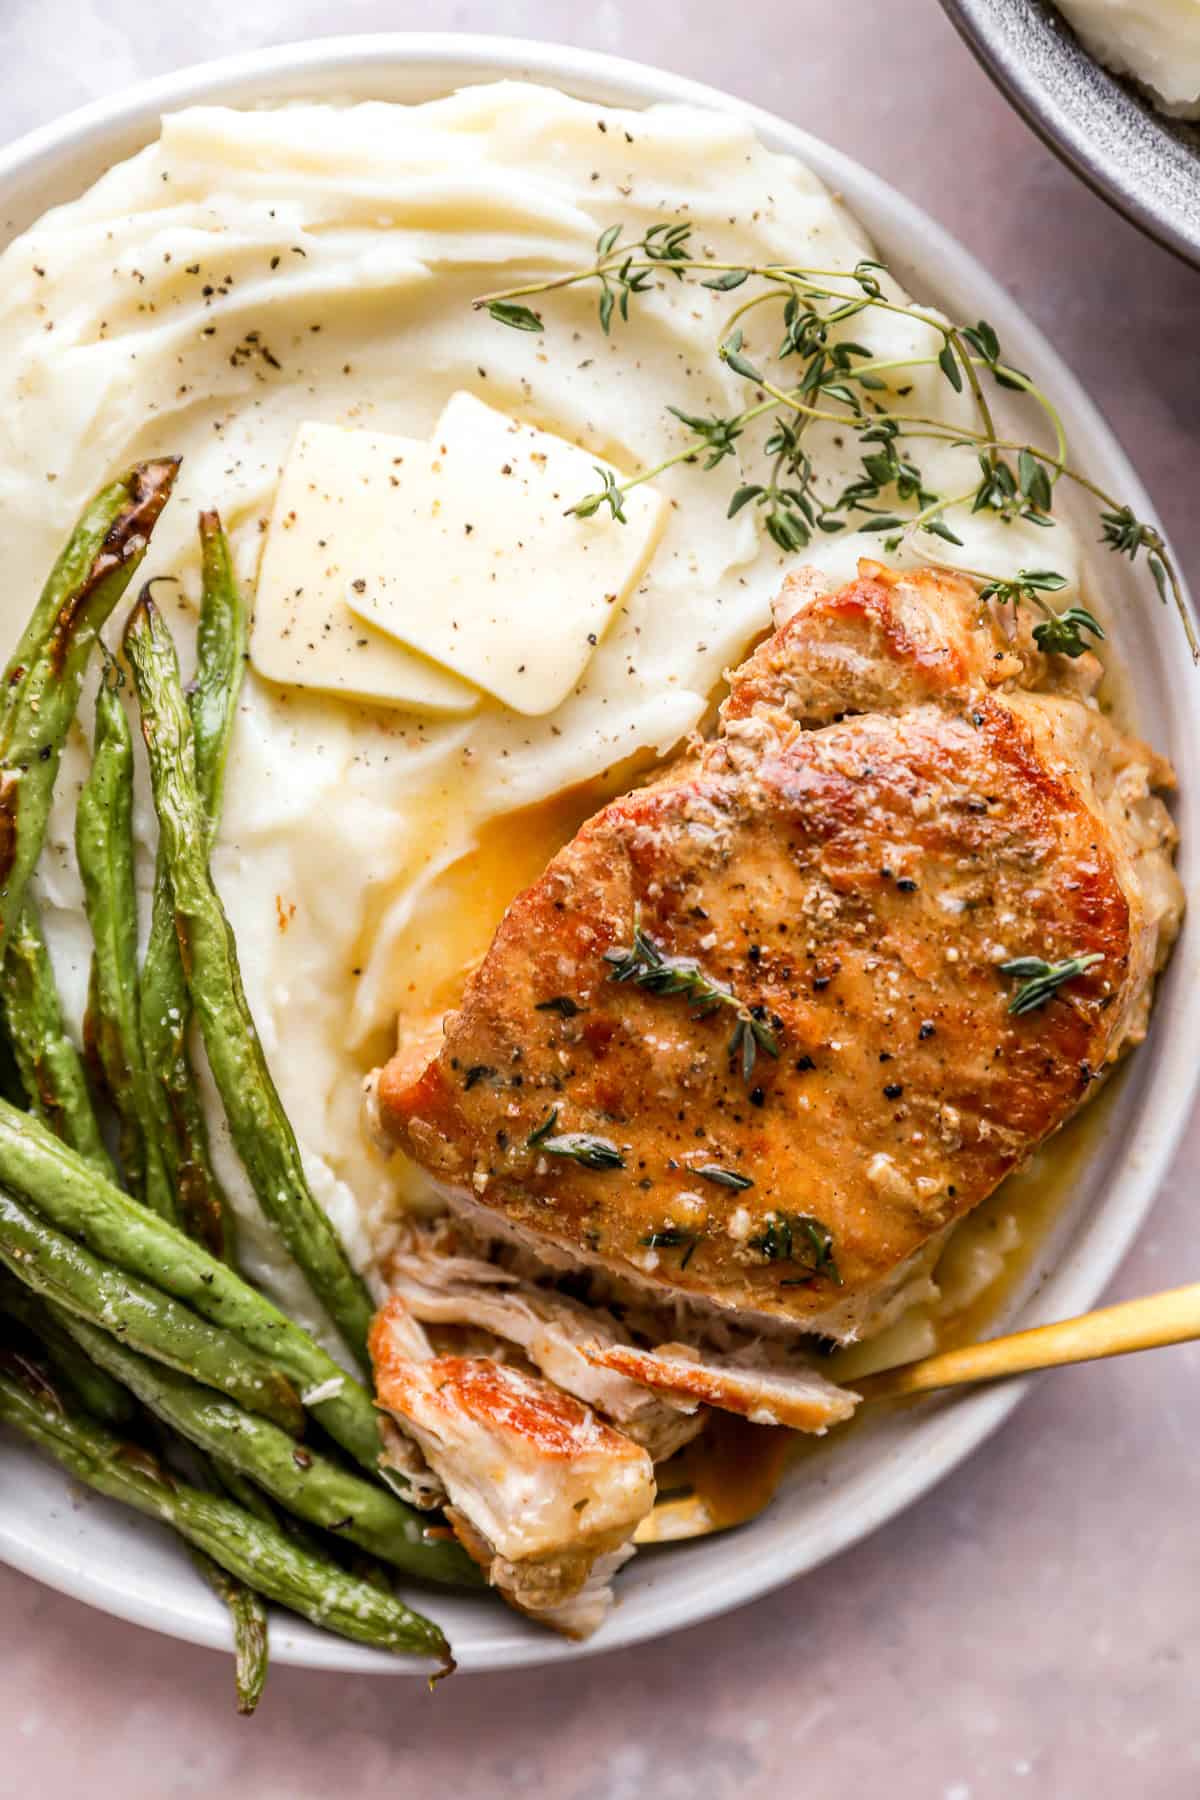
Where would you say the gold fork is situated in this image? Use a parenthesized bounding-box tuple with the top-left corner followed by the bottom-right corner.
(634, 1281, 1200, 1543)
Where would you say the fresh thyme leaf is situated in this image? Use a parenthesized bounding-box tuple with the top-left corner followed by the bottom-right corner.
(1018, 448, 1053, 514)
(1100, 506, 1143, 557)
(666, 405, 743, 468)
(541, 1132, 625, 1170)
(1032, 606, 1105, 658)
(979, 568, 1069, 605)
(702, 268, 750, 291)
(527, 1105, 625, 1168)
(643, 221, 694, 266)
(938, 341, 963, 392)
(853, 258, 885, 297)
(923, 516, 965, 547)
(697, 1164, 754, 1190)
(605, 909, 780, 1083)
(569, 465, 627, 523)
(641, 1225, 701, 1268)
(748, 1211, 840, 1285)
(534, 995, 584, 1017)
(728, 1010, 779, 1081)
(527, 1106, 560, 1147)
(728, 483, 764, 518)
(1000, 952, 1104, 1015)
(1100, 506, 1174, 611)
(962, 318, 1000, 365)
(598, 283, 615, 335)
(486, 300, 543, 332)
(596, 222, 622, 257)
(720, 329, 764, 385)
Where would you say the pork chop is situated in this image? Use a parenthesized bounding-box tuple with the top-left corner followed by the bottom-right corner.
(369, 1298, 655, 1632)
(376, 561, 1181, 1343)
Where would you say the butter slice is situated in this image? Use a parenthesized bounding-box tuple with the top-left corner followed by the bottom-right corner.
(250, 423, 480, 716)
(344, 392, 667, 717)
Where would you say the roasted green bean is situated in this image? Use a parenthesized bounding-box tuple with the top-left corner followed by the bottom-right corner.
(0, 1355, 452, 1669)
(0, 1188, 304, 1433)
(0, 1101, 388, 1485)
(0, 460, 178, 950)
(194, 1549, 269, 1714)
(124, 593, 373, 1363)
(76, 662, 174, 1217)
(56, 1308, 468, 1579)
(2, 898, 114, 1176)
(0, 1269, 133, 1427)
(140, 512, 246, 1260)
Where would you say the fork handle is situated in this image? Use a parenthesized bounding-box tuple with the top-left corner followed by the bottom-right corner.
(854, 1282, 1200, 1402)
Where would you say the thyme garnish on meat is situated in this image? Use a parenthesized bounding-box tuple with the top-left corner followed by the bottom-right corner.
(476, 224, 1195, 657)
(640, 1225, 701, 1269)
(1000, 952, 1104, 1015)
(526, 1106, 625, 1169)
(696, 1165, 754, 1190)
(605, 909, 780, 1081)
(748, 1211, 841, 1285)
(977, 570, 1105, 659)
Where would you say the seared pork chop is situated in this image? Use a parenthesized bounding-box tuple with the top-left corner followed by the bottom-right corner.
(376, 561, 1180, 1343)
(370, 1298, 655, 1632)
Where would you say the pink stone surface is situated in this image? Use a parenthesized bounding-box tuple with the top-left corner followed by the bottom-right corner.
(1, 3, 1198, 1794)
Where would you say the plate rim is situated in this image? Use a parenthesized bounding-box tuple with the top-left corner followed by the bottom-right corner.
(937, 0, 1200, 270)
(0, 28, 1196, 1677)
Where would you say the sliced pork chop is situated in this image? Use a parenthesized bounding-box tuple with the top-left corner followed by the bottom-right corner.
(384, 1217, 855, 1444)
(370, 1298, 655, 1632)
(385, 1259, 704, 1461)
(582, 1341, 858, 1432)
(377, 561, 1181, 1342)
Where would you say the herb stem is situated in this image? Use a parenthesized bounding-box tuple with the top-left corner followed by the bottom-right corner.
(481, 228, 1195, 659)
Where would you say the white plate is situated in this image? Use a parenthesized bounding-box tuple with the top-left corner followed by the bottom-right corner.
(0, 33, 1196, 1677)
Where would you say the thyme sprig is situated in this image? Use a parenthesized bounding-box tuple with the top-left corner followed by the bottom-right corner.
(1000, 952, 1104, 1016)
(526, 1107, 625, 1169)
(978, 569, 1105, 658)
(748, 1211, 841, 1285)
(605, 909, 780, 1081)
(476, 225, 1195, 657)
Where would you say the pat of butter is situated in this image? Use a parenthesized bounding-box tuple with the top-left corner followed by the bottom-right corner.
(250, 423, 481, 716)
(344, 391, 667, 716)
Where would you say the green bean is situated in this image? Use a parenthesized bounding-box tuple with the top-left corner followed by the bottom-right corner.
(193, 1550, 269, 1714)
(136, 1407, 271, 1713)
(0, 1188, 304, 1433)
(123, 594, 373, 1364)
(0, 1102, 386, 1481)
(76, 662, 174, 1217)
(55, 1308, 473, 1582)
(139, 882, 230, 1256)
(140, 513, 246, 1261)
(2, 898, 115, 1176)
(191, 511, 248, 826)
(0, 1270, 133, 1427)
(0, 1355, 452, 1669)
(0, 460, 179, 951)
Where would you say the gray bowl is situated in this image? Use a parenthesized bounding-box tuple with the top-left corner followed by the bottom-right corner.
(940, 0, 1200, 266)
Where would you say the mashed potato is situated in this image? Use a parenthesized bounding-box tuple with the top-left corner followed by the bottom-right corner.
(0, 84, 1085, 1353)
(1056, 0, 1200, 116)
